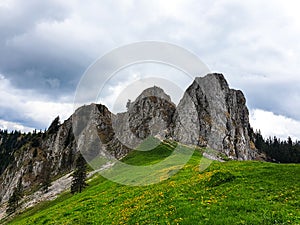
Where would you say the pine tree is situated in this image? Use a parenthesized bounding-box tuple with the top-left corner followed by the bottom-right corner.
(15, 177, 23, 199)
(6, 178, 23, 214)
(47, 116, 60, 134)
(41, 161, 51, 193)
(71, 154, 87, 194)
(253, 132, 300, 163)
(126, 99, 131, 110)
(6, 191, 18, 214)
(67, 149, 74, 170)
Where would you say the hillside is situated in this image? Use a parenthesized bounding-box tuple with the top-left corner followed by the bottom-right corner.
(4, 142, 300, 225)
(0, 73, 260, 210)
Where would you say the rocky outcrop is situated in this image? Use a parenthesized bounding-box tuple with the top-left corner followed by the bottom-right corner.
(73, 103, 131, 161)
(173, 73, 257, 160)
(127, 86, 175, 140)
(73, 87, 177, 160)
(113, 86, 176, 150)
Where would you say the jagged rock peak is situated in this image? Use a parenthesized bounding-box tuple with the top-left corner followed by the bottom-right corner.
(196, 73, 228, 82)
(195, 73, 229, 91)
(122, 85, 176, 141)
(135, 86, 172, 103)
(174, 72, 257, 160)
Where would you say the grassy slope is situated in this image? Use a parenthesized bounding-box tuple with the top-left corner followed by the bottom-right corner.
(6, 141, 300, 225)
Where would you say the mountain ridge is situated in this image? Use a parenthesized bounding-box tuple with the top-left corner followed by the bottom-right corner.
(0, 73, 259, 218)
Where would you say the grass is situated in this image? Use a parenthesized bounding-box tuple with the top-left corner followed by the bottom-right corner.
(3, 139, 300, 225)
(121, 137, 175, 165)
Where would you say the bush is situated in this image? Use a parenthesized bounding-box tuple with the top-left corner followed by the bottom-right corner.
(207, 171, 235, 187)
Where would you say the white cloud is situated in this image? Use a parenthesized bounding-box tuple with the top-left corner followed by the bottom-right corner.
(250, 109, 300, 141)
(0, 74, 73, 131)
(0, 119, 35, 132)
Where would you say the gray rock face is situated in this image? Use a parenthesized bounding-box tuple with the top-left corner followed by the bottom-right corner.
(73, 103, 132, 161)
(0, 117, 77, 204)
(111, 86, 176, 152)
(173, 73, 257, 160)
(127, 86, 176, 140)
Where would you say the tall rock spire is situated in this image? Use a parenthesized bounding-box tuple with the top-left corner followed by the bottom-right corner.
(173, 73, 257, 160)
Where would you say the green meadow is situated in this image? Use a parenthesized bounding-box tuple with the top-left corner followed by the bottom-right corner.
(5, 141, 300, 225)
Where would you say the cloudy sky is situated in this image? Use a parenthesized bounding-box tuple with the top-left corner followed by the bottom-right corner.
(0, 0, 300, 140)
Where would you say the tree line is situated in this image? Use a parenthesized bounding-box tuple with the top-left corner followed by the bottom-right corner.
(254, 130, 300, 163)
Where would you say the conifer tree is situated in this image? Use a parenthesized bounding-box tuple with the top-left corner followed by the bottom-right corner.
(71, 154, 87, 194)
(6, 178, 23, 214)
(41, 161, 51, 193)
(6, 191, 18, 214)
(47, 116, 60, 134)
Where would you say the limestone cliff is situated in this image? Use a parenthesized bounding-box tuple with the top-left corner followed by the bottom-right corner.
(173, 73, 257, 160)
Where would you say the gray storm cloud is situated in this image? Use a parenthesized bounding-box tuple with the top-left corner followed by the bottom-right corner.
(0, 0, 299, 139)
